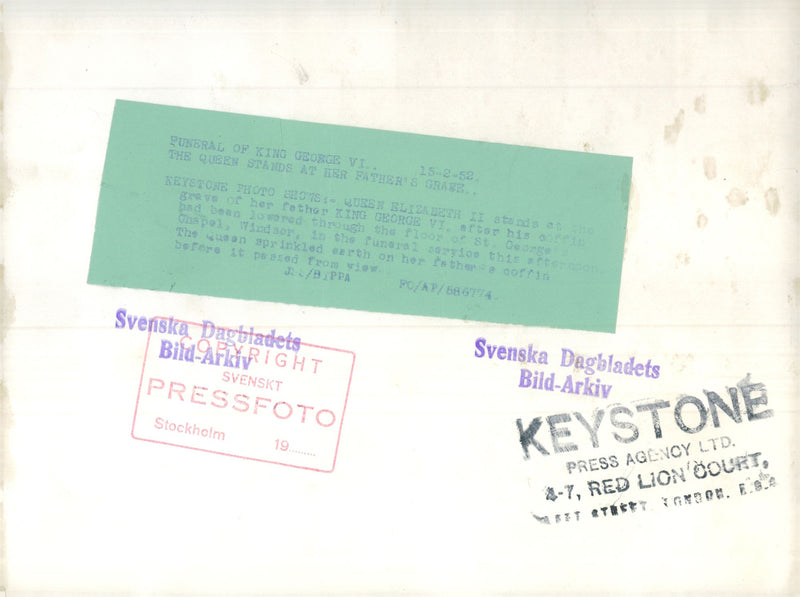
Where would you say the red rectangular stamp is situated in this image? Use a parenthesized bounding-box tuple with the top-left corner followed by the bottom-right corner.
(131, 318, 355, 472)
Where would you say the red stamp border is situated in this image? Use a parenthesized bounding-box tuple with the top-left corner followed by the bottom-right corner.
(131, 318, 356, 473)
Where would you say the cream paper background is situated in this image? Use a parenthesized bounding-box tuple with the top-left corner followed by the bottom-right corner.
(2, 1, 798, 595)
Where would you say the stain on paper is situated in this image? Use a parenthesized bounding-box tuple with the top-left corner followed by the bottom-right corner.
(295, 63, 309, 85)
(671, 353, 695, 372)
(694, 95, 706, 114)
(697, 213, 708, 229)
(703, 157, 717, 180)
(726, 188, 748, 208)
(764, 187, 780, 216)
(746, 79, 770, 105)
(664, 109, 685, 144)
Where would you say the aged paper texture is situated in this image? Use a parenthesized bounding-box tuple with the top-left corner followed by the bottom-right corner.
(2, 2, 798, 595)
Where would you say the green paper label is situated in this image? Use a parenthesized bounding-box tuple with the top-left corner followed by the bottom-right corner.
(89, 100, 631, 332)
